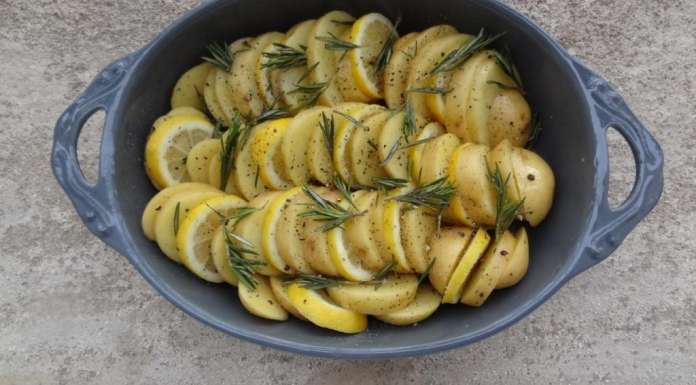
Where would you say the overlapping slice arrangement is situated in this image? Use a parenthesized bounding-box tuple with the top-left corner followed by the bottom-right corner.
(141, 11, 556, 334)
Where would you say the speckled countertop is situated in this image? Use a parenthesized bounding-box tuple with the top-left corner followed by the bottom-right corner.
(1, 1, 694, 384)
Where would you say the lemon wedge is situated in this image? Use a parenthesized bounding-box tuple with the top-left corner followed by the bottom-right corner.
(250, 118, 294, 190)
(442, 228, 491, 303)
(287, 283, 367, 334)
(347, 13, 395, 99)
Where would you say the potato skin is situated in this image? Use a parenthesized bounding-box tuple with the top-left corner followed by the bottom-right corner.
(511, 148, 555, 226)
(488, 89, 531, 147)
(448, 143, 497, 226)
(376, 284, 441, 326)
(327, 274, 419, 315)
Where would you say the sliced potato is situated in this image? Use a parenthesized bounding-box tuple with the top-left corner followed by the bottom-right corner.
(255, 40, 284, 108)
(171, 62, 211, 110)
(203, 68, 227, 124)
(287, 283, 367, 334)
(345, 191, 386, 272)
(370, 187, 412, 265)
(444, 50, 491, 141)
(269, 276, 305, 320)
(442, 228, 490, 303)
(327, 274, 418, 315)
(230, 32, 285, 118)
(448, 143, 497, 226)
(419, 133, 460, 184)
(301, 189, 340, 276)
(376, 283, 441, 325)
(408, 121, 445, 181)
(239, 275, 288, 321)
(333, 103, 384, 184)
(207, 153, 238, 194)
(272, 20, 318, 111)
(154, 190, 224, 262)
(251, 118, 294, 190)
(211, 224, 239, 286)
(261, 187, 302, 273)
(511, 147, 555, 226)
(382, 200, 413, 273)
(425, 69, 453, 124)
(275, 190, 315, 274)
(335, 28, 372, 103)
(461, 230, 516, 306)
(442, 196, 477, 227)
(400, 207, 438, 273)
(232, 192, 282, 276)
(377, 111, 426, 179)
(306, 11, 355, 106)
(487, 139, 521, 202)
(233, 124, 268, 200)
(186, 138, 219, 184)
(497, 227, 529, 288)
(281, 107, 330, 186)
(428, 227, 473, 294)
(328, 191, 374, 281)
(488, 89, 531, 147)
(383, 32, 419, 109)
(216, 37, 254, 122)
(141, 182, 219, 241)
(406, 33, 473, 119)
(348, 110, 392, 186)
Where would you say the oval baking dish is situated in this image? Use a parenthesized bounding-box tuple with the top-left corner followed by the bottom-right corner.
(51, 0, 663, 358)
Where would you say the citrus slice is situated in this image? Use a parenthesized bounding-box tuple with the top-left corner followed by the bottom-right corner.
(141, 182, 220, 241)
(287, 283, 368, 334)
(269, 276, 305, 320)
(232, 192, 283, 276)
(232, 124, 268, 200)
(327, 274, 418, 315)
(145, 114, 215, 190)
(186, 138, 220, 184)
(461, 230, 516, 306)
(344, 191, 385, 271)
(239, 275, 288, 321)
(348, 12, 395, 99)
(348, 110, 391, 186)
(332, 103, 384, 184)
(171, 62, 211, 111)
(177, 194, 248, 282)
(261, 187, 303, 273)
(376, 283, 441, 325)
(281, 106, 331, 185)
(382, 199, 413, 273)
(153, 106, 207, 129)
(250, 118, 293, 190)
(442, 228, 490, 303)
(408, 121, 445, 181)
(327, 191, 374, 281)
(427, 227, 473, 294)
(210, 224, 239, 286)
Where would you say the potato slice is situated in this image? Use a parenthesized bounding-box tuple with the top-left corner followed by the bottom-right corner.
(383, 32, 419, 109)
(275, 191, 315, 274)
(348, 110, 392, 186)
(154, 190, 224, 262)
(487, 139, 521, 202)
(335, 27, 372, 103)
(203, 67, 227, 124)
(461, 230, 516, 306)
(419, 133, 460, 184)
(444, 50, 492, 141)
(233, 124, 268, 200)
(281, 106, 332, 186)
(255, 40, 285, 108)
(301, 189, 340, 276)
(448, 143, 497, 226)
(261, 187, 303, 273)
(216, 37, 254, 122)
(428, 227, 473, 294)
(376, 283, 441, 325)
(210, 224, 238, 286)
(345, 191, 385, 271)
(287, 283, 367, 334)
(511, 147, 555, 226)
(232, 192, 282, 276)
(382, 200, 413, 273)
(378, 111, 427, 179)
(442, 228, 490, 303)
(186, 138, 219, 184)
(207, 153, 238, 194)
(251, 118, 294, 190)
(370, 187, 412, 266)
(442, 196, 477, 227)
(406, 33, 474, 119)
(141, 182, 219, 240)
(306, 11, 355, 106)
(239, 275, 288, 321)
(488, 89, 531, 147)
(171, 62, 211, 111)
(425, 69, 453, 124)
(408, 121, 445, 181)
(333, 103, 384, 185)
(327, 191, 374, 281)
(327, 274, 418, 315)
(384, 25, 458, 109)
(269, 276, 305, 320)
(271, 20, 317, 112)
(230, 32, 285, 118)
(497, 227, 529, 288)
(400, 207, 438, 273)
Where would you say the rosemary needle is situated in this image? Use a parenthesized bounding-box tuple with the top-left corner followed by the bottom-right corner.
(418, 258, 436, 284)
(391, 177, 456, 212)
(333, 175, 357, 210)
(261, 43, 307, 70)
(202, 41, 233, 72)
(319, 112, 335, 157)
(299, 186, 365, 232)
(316, 32, 360, 52)
(488, 164, 525, 240)
(407, 86, 451, 95)
(429, 29, 504, 75)
(173, 202, 181, 236)
(223, 227, 265, 290)
(526, 113, 542, 149)
(374, 16, 401, 73)
(219, 112, 244, 190)
(373, 176, 409, 190)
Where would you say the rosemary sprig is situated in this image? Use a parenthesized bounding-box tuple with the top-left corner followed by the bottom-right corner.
(319, 112, 335, 156)
(331, 19, 354, 26)
(391, 177, 456, 212)
(316, 32, 360, 52)
(418, 258, 436, 284)
(219, 112, 244, 190)
(398, 136, 437, 150)
(202, 41, 233, 72)
(261, 43, 307, 70)
(487, 80, 519, 91)
(253, 108, 291, 125)
(526, 113, 542, 149)
(380, 140, 401, 166)
(288, 261, 396, 290)
(429, 29, 505, 75)
(374, 260, 397, 280)
(299, 186, 365, 232)
(223, 227, 265, 290)
(173, 202, 181, 235)
(402, 98, 417, 140)
(374, 16, 401, 73)
(333, 175, 357, 210)
(332, 110, 369, 129)
(493, 47, 524, 91)
(206, 204, 259, 223)
(289, 81, 329, 109)
(407, 86, 451, 94)
(488, 164, 525, 241)
(373, 176, 409, 190)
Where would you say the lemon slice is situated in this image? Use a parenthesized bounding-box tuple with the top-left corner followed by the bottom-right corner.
(269, 277, 306, 320)
(327, 191, 374, 281)
(233, 124, 268, 200)
(348, 110, 391, 186)
(145, 114, 215, 190)
(461, 230, 516, 306)
(344, 191, 385, 271)
(382, 199, 413, 273)
(171, 62, 211, 111)
(275, 190, 316, 274)
(376, 283, 441, 325)
(408, 121, 445, 181)
(327, 274, 418, 315)
(210, 224, 239, 286)
(348, 13, 395, 99)
(261, 187, 303, 273)
(442, 228, 490, 303)
(153, 106, 207, 129)
(186, 138, 220, 184)
(239, 275, 288, 321)
(232, 192, 283, 276)
(287, 283, 367, 334)
(281, 106, 331, 185)
(142, 182, 220, 241)
(250, 118, 294, 190)
(332, 103, 384, 184)
(427, 227, 473, 294)
(176, 194, 248, 282)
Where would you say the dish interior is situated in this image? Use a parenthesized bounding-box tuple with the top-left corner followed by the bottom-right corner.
(113, 0, 597, 354)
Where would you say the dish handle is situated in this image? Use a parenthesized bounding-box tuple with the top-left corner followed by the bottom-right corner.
(569, 59, 664, 277)
(50, 51, 141, 254)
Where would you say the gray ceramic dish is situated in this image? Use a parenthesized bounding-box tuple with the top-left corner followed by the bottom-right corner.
(51, 0, 663, 358)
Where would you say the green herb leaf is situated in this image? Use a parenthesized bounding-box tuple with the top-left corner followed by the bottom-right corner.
(373, 260, 396, 280)
(374, 16, 401, 73)
(391, 177, 456, 212)
(299, 186, 365, 232)
(287, 273, 345, 290)
(202, 41, 233, 72)
(486, 80, 519, 91)
(402, 98, 417, 141)
(525, 113, 542, 149)
(333, 175, 357, 210)
(261, 43, 307, 70)
(429, 29, 505, 75)
(330, 19, 354, 26)
(492, 47, 524, 91)
(373, 176, 409, 190)
(219, 112, 244, 190)
(379, 140, 401, 166)
(173, 202, 181, 235)
(319, 112, 335, 157)
(289, 80, 329, 109)
(254, 108, 291, 125)
(223, 227, 265, 290)
(316, 32, 360, 52)
(407, 86, 451, 94)
(332, 110, 369, 130)
(488, 164, 525, 240)
(418, 258, 436, 284)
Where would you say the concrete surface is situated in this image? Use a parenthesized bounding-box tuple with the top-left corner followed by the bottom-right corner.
(0, 0, 694, 384)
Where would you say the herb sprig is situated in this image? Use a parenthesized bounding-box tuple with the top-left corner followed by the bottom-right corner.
(391, 177, 456, 212)
(253, 108, 292, 125)
(429, 29, 504, 75)
(261, 43, 307, 70)
(493, 47, 524, 91)
(373, 176, 409, 190)
(418, 258, 436, 284)
(299, 186, 365, 232)
(316, 32, 360, 53)
(223, 227, 265, 289)
(219, 112, 244, 190)
(319, 112, 335, 156)
(173, 202, 181, 235)
(407, 86, 450, 95)
(203, 41, 233, 72)
(288, 261, 396, 290)
(488, 164, 525, 241)
(374, 17, 401, 73)
(333, 176, 357, 210)
(526, 113, 542, 149)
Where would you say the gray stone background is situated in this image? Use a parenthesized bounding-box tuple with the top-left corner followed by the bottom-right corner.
(1, 0, 694, 384)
